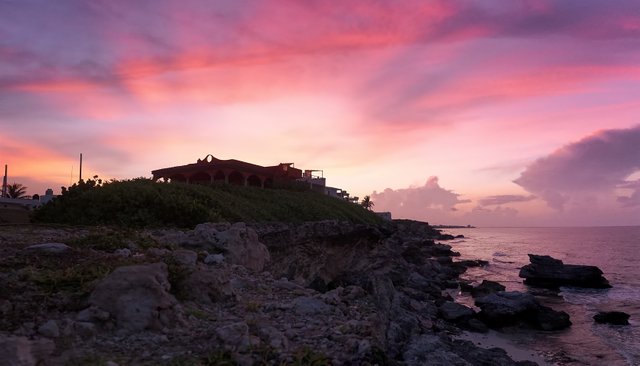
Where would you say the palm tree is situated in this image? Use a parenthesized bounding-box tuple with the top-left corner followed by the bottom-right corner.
(6, 182, 28, 199)
(361, 195, 374, 211)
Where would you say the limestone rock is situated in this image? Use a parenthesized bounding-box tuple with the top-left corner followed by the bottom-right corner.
(215, 321, 250, 349)
(175, 222, 271, 272)
(88, 262, 183, 332)
(519, 254, 610, 289)
(24, 243, 71, 254)
(180, 265, 234, 305)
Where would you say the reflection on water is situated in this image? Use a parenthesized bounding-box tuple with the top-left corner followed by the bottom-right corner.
(448, 227, 640, 366)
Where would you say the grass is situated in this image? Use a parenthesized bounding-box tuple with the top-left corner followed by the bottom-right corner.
(32, 179, 382, 228)
(4, 249, 143, 296)
(67, 229, 161, 251)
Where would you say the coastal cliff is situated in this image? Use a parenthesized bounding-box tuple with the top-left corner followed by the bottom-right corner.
(0, 220, 539, 365)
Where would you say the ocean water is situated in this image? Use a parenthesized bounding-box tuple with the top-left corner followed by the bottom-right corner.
(445, 226, 640, 366)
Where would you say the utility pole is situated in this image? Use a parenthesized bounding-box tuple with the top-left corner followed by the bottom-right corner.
(79, 153, 83, 182)
(2, 164, 7, 198)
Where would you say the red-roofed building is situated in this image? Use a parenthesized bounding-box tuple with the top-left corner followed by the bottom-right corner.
(151, 154, 303, 188)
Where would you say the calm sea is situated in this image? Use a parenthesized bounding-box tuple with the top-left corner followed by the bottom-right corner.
(446, 226, 640, 366)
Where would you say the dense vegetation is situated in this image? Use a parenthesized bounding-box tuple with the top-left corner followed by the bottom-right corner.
(32, 178, 382, 228)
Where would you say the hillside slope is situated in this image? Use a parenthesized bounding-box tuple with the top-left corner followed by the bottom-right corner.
(32, 179, 382, 228)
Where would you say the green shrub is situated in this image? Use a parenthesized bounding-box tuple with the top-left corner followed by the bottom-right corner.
(32, 178, 382, 228)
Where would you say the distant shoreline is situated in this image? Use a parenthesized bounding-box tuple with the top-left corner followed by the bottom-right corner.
(432, 225, 476, 228)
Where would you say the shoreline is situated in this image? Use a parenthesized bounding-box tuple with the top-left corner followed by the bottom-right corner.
(0, 220, 572, 365)
(454, 330, 554, 366)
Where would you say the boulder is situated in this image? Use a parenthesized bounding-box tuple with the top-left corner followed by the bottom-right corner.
(475, 291, 571, 330)
(593, 311, 630, 325)
(519, 254, 610, 289)
(215, 321, 250, 349)
(189, 223, 270, 271)
(471, 280, 506, 298)
(37, 320, 59, 338)
(438, 301, 475, 322)
(534, 307, 572, 331)
(179, 266, 234, 305)
(88, 262, 183, 332)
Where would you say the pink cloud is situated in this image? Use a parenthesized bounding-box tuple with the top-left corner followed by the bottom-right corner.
(371, 177, 470, 222)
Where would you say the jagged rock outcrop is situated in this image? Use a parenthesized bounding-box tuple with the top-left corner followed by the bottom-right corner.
(0, 220, 545, 365)
(519, 254, 610, 289)
(151, 222, 270, 272)
(475, 291, 571, 330)
(88, 262, 184, 331)
(471, 280, 506, 298)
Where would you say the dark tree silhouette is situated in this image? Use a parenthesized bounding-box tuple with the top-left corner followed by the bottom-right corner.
(361, 195, 374, 211)
(6, 182, 28, 198)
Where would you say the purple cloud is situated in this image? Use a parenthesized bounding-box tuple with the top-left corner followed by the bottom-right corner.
(479, 194, 536, 206)
(514, 125, 640, 210)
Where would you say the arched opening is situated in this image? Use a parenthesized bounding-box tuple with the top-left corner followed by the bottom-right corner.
(247, 175, 262, 187)
(190, 171, 211, 185)
(228, 171, 244, 186)
(264, 178, 274, 188)
(169, 174, 187, 183)
(213, 171, 226, 183)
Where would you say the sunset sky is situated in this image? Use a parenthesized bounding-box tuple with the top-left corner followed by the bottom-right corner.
(2, 0, 640, 226)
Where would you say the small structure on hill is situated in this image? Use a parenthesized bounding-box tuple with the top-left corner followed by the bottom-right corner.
(152, 155, 361, 202)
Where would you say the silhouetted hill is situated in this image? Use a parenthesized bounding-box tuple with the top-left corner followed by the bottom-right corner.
(32, 179, 382, 228)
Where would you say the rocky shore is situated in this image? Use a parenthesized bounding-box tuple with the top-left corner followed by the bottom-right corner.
(1, 220, 556, 365)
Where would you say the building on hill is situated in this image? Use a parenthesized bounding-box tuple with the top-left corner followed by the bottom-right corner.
(152, 154, 304, 188)
(151, 154, 358, 203)
(152, 155, 360, 202)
